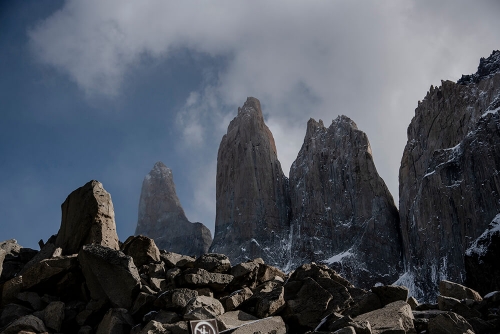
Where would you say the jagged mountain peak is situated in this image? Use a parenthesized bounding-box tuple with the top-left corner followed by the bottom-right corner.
(458, 50, 500, 85)
(330, 114, 358, 131)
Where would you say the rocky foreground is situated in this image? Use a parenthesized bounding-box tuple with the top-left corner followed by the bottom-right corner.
(1, 181, 500, 333)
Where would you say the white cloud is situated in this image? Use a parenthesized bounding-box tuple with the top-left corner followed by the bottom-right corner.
(29, 0, 500, 231)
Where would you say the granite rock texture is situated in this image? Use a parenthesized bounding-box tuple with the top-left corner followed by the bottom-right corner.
(135, 162, 212, 256)
(288, 116, 403, 287)
(398, 50, 500, 301)
(210, 97, 291, 266)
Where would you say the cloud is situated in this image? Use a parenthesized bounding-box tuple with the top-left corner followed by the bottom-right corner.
(29, 0, 500, 230)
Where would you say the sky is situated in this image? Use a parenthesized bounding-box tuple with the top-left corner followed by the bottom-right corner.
(1, 0, 500, 250)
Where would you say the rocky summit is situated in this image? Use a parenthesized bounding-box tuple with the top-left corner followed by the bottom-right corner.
(210, 97, 291, 267)
(288, 116, 403, 287)
(135, 162, 212, 257)
(398, 50, 500, 301)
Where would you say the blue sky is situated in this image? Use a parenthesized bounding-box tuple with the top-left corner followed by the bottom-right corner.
(1, 0, 500, 250)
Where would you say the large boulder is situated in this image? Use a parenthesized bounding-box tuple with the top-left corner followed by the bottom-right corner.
(353, 300, 415, 334)
(210, 97, 291, 267)
(56, 180, 120, 255)
(79, 244, 141, 309)
(122, 235, 160, 267)
(398, 50, 500, 301)
(135, 162, 212, 256)
(288, 116, 403, 288)
(427, 312, 474, 334)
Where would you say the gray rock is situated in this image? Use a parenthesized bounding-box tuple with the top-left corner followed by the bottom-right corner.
(1, 276, 23, 306)
(439, 280, 482, 302)
(230, 316, 286, 334)
(210, 97, 291, 267)
(16, 291, 43, 311)
(135, 162, 212, 256)
(0, 303, 33, 327)
(407, 296, 419, 310)
(353, 300, 414, 334)
(96, 308, 135, 334)
(216, 310, 259, 330)
(154, 288, 198, 311)
(1, 315, 47, 333)
(152, 310, 180, 324)
(183, 295, 224, 320)
(244, 281, 285, 318)
(122, 235, 161, 267)
(21, 254, 79, 291)
(288, 116, 403, 288)
(371, 285, 409, 306)
(178, 268, 233, 291)
(194, 253, 231, 273)
(222, 287, 253, 311)
(79, 244, 141, 309)
(399, 51, 500, 301)
(427, 312, 474, 334)
(160, 251, 195, 269)
(56, 180, 120, 254)
(43, 301, 65, 332)
(284, 277, 333, 331)
(139, 320, 168, 334)
(437, 295, 481, 320)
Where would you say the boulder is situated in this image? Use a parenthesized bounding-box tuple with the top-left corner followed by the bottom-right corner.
(122, 235, 161, 267)
(21, 254, 79, 291)
(210, 97, 291, 267)
(353, 300, 414, 334)
(139, 320, 168, 334)
(96, 308, 135, 334)
(135, 162, 212, 256)
(222, 287, 253, 311)
(1, 315, 47, 334)
(79, 244, 141, 309)
(183, 295, 224, 320)
(437, 295, 481, 319)
(427, 312, 474, 334)
(439, 280, 482, 302)
(0, 248, 5, 278)
(43, 301, 65, 332)
(56, 180, 120, 254)
(216, 310, 259, 330)
(154, 288, 199, 311)
(16, 291, 43, 311)
(160, 251, 195, 269)
(371, 285, 409, 306)
(242, 281, 285, 318)
(194, 253, 231, 274)
(0, 303, 33, 327)
(178, 268, 233, 291)
(284, 277, 333, 331)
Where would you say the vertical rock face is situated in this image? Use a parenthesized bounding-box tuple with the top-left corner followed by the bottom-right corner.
(210, 97, 291, 266)
(398, 50, 500, 301)
(55, 180, 120, 255)
(135, 162, 212, 256)
(288, 116, 403, 287)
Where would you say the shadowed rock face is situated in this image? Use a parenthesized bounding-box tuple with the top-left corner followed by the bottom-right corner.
(210, 97, 291, 266)
(135, 162, 212, 256)
(288, 116, 403, 287)
(398, 50, 500, 301)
